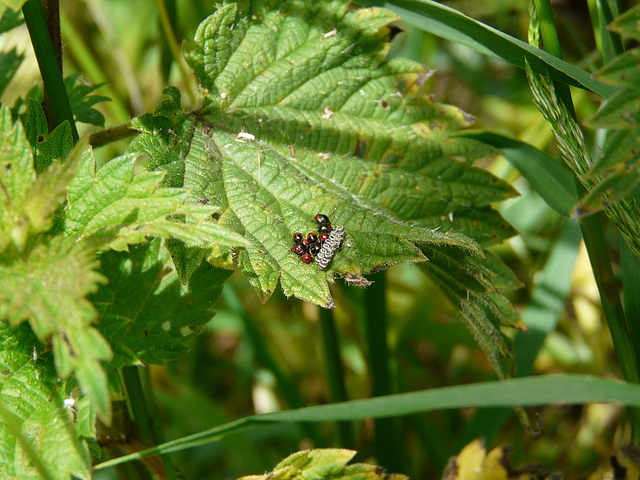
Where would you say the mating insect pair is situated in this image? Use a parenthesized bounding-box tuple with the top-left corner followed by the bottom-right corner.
(291, 214, 345, 270)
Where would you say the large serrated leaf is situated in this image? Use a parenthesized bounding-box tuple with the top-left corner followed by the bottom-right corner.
(63, 147, 248, 252)
(91, 238, 231, 366)
(131, 2, 517, 315)
(0, 237, 112, 421)
(0, 322, 91, 480)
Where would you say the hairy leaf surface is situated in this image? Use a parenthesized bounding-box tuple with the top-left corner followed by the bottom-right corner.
(132, 2, 515, 306)
(91, 238, 231, 367)
(63, 148, 248, 251)
(0, 323, 91, 480)
(130, 1, 519, 377)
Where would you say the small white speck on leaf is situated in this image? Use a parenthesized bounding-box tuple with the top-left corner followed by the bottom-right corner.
(322, 29, 337, 39)
(236, 131, 255, 142)
(321, 107, 334, 120)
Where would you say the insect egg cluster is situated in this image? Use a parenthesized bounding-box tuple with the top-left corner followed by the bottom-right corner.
(291, 214, 343, 268)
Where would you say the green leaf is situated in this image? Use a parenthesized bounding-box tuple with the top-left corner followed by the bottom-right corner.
(0, 7, 23, 33)
(0, 48, 23, 97)
(132, 2, 516, 315)
(588, 87, 640, 129)
(24, 99, 74, 173)
(419, 245, 521, 380)
(0, 322, 91, 480)
(457, 131, 578, 215)
(91, 238, 232, 367)
(356, 0, 617, 98)
(63, 148, 248, 251)
(95, 374, 640, 469)
(594, 49, 640, 89)
(0, 236, 112, 421)
(64, 73, 110, 127)
(609, 3, 640, 41)
(236, 449, 407, 480)
(0, 105, 78, 251)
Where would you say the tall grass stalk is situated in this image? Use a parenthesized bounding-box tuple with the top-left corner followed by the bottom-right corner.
(362, 271, 402, 471)
(318, 307, 354, 447)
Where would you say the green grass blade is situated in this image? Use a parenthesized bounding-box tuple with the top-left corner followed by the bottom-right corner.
(457, 131, 577, 215)
(621, 231, 640, 386)
(357, 0, 617, 98)
(596, 0, 624, 62)
(95, 374, 640, 470)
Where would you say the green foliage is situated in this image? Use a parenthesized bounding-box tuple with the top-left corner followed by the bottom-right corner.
(236, 449, 407, 480)
(9, 0, 640, 478)
(0, 1, 26, 13)
(12, 74, 110, 132)
(0, 323, 92, 480)
(63, 145, 248, 251)
(0, 7, 23, 33)
(0, 48, 22, 98)
(129, 1, 520, 381)
(24, 99, 73, 173)
(64, 73, 110, 127)
(92, 238, 232, 367)
(526, 4, 640, 262)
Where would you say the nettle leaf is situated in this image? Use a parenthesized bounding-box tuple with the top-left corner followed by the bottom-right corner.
(63, 147, 248, 252)
(132, 1, 516, 307)
(24, 99, 74, 173)
(0, 105, 77, 251)
(0, 236, 112, 421)
(237, 449, 407, 480)
(0, 322, 91, 480)
(91, 238, 231, 367)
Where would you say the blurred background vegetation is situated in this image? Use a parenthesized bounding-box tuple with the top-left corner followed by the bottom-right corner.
(2, 0, 633, 479)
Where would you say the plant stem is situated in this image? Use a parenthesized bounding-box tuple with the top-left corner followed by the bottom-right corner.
(222, 285, 321, 445)
(580, 210, 640, 384)
(318, 306, 354, 447)
(89, 122, 139, 148)
(362, 271, 402, 472)
(122, 366, 177, 480)
(595, 0, 624, 62)
(22, 0, 79, 142)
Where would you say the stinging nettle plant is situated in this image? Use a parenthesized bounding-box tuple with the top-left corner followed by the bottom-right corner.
(12, 0, 640, 477)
